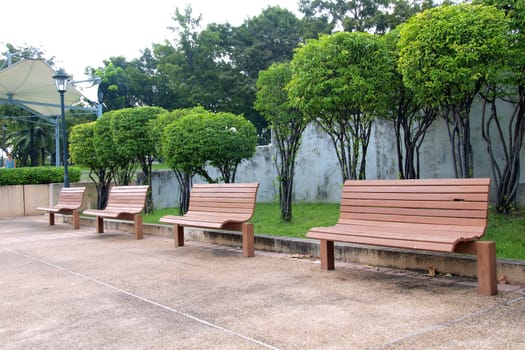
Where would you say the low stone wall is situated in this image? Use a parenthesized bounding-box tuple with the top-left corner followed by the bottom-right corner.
(0, 184, 49, 217)
(64, 215, 525, 286)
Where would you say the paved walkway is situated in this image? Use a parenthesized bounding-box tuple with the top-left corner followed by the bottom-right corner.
(1, 216, 524, 349)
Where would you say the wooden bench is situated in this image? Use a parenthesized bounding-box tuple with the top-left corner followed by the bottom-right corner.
(36, 186, 87, 230)
(159, 183, 259, 257)
(307, 178, 497, 295)
(83, 185, 149, 240)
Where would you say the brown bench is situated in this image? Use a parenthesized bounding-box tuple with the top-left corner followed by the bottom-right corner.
(83, 185, 149, 240)
(159, 183, 259, 257)
(307, 178, 497, 295)
(37, 186, 87, 229)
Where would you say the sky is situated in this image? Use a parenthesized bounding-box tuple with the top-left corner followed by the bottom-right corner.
(1, 0, 301, 98)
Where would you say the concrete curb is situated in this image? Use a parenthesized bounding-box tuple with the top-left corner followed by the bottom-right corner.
(69, 215, 525, 286)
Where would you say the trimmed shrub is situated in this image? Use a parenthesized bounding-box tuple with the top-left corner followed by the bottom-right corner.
(0, 166, 81, 186)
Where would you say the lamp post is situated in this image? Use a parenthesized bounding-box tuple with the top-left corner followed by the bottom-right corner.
(52, 69, 70, 188)
(2, 124, 6, 168)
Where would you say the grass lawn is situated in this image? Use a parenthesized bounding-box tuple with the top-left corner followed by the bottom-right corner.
(145, 203, 524, 261)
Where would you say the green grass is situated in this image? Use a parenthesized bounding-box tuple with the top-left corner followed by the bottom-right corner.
(484, 209, 525, 260)
(145, 203, 525, 260)
(250, 203, 340, 238)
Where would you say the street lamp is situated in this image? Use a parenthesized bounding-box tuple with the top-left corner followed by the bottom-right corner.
(2, 124, 6, 167)
(52, 68, 70, 187)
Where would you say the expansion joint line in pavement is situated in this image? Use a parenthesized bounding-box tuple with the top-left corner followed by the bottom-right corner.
(375, 295, 524, 349)
(4, 248, 282, 350)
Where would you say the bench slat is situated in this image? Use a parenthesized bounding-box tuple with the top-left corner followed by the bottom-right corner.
(337, 219, 483, 234)
(342, 212, 487, 226)
(308, 224, 483, 244)
(342, 206, 488, 219)
(342, 199, 488, 210)
(344, 192, 488, 201)
(346, 178, 490, 186)
(344, 184, 489, 194)
(307, 230, 456, 252)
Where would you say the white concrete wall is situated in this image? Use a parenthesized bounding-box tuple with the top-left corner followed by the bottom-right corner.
(151, 106, 525, 208)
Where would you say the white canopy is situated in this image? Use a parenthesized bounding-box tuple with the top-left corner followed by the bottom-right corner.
(0, 59, 83, 116)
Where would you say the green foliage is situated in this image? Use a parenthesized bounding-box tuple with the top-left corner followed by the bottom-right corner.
(255, 62, 308, 222)
(0, 166, 81, 185)
(288, 31, 392, 181)
(92, 112, 118, 170)
(298, 0, 435, 34)
(290, 31, 391, 121)
(69, 122, 97, 169)
(161, 107, 213, 176)
(380, 27, 438, 179)
(398, 3, 510, 108)
(398, 3, 511, 179)
(473, 0, 525, 214)
(88, 5, 322, 145)
(109, 106, 166, 171)
(162, 108, 257, 183)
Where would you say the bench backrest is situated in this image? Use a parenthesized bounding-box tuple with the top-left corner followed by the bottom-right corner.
(104, 185, 149, 213)
(188, 183, 259, 220)
(56, 186, 86, 209)
(339, 178, 490, 229)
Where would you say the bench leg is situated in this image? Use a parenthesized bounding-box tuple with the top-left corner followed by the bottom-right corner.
(174, 224, 184, 247)
(49, 212, 55, 226)
(320, 240, 335, 270)
(72, 210, 80, 230)
(134, 214, 143, 240)
(242, 223, 255, 257)
(96, 216, 104, 233)
(476, 241, 497, 296)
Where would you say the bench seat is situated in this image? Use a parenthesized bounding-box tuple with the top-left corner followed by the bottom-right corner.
(36, 186, 86, 229)
(307, 178, 497, 295)
(83, 185, 149, 239)
(160, 183, 259, 257)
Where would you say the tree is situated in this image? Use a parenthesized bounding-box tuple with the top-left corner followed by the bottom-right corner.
(398, 3, 510, 178)
(231, 6, 311, 143)
(154, 107, 208, 213)
(69, 121, 114, 210)
(205, 112, 258, 183)
(474, 0, 525, 214)
(298, 0, 435, 34)
(381, 27, 437, 179)
(3, 113, 56, 167)
(288, 32, 391, 182)
(109, 106, 167, 212)
(163, 109, 257, 183)
(0, 44, 52, 68)
(161, 108, 257, 213)
(92, 111, 120, 208)
(255, 62, 308, 222)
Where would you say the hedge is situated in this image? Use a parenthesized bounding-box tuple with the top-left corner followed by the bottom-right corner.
(0, 166, 81, 186)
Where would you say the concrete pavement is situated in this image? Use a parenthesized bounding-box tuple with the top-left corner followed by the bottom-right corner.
(1, 216, 524, 349)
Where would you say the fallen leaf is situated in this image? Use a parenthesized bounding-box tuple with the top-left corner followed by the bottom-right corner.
(498, 275, 508, 284)
(290, 254, 311, 259)
(427, 265, 436, 277)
